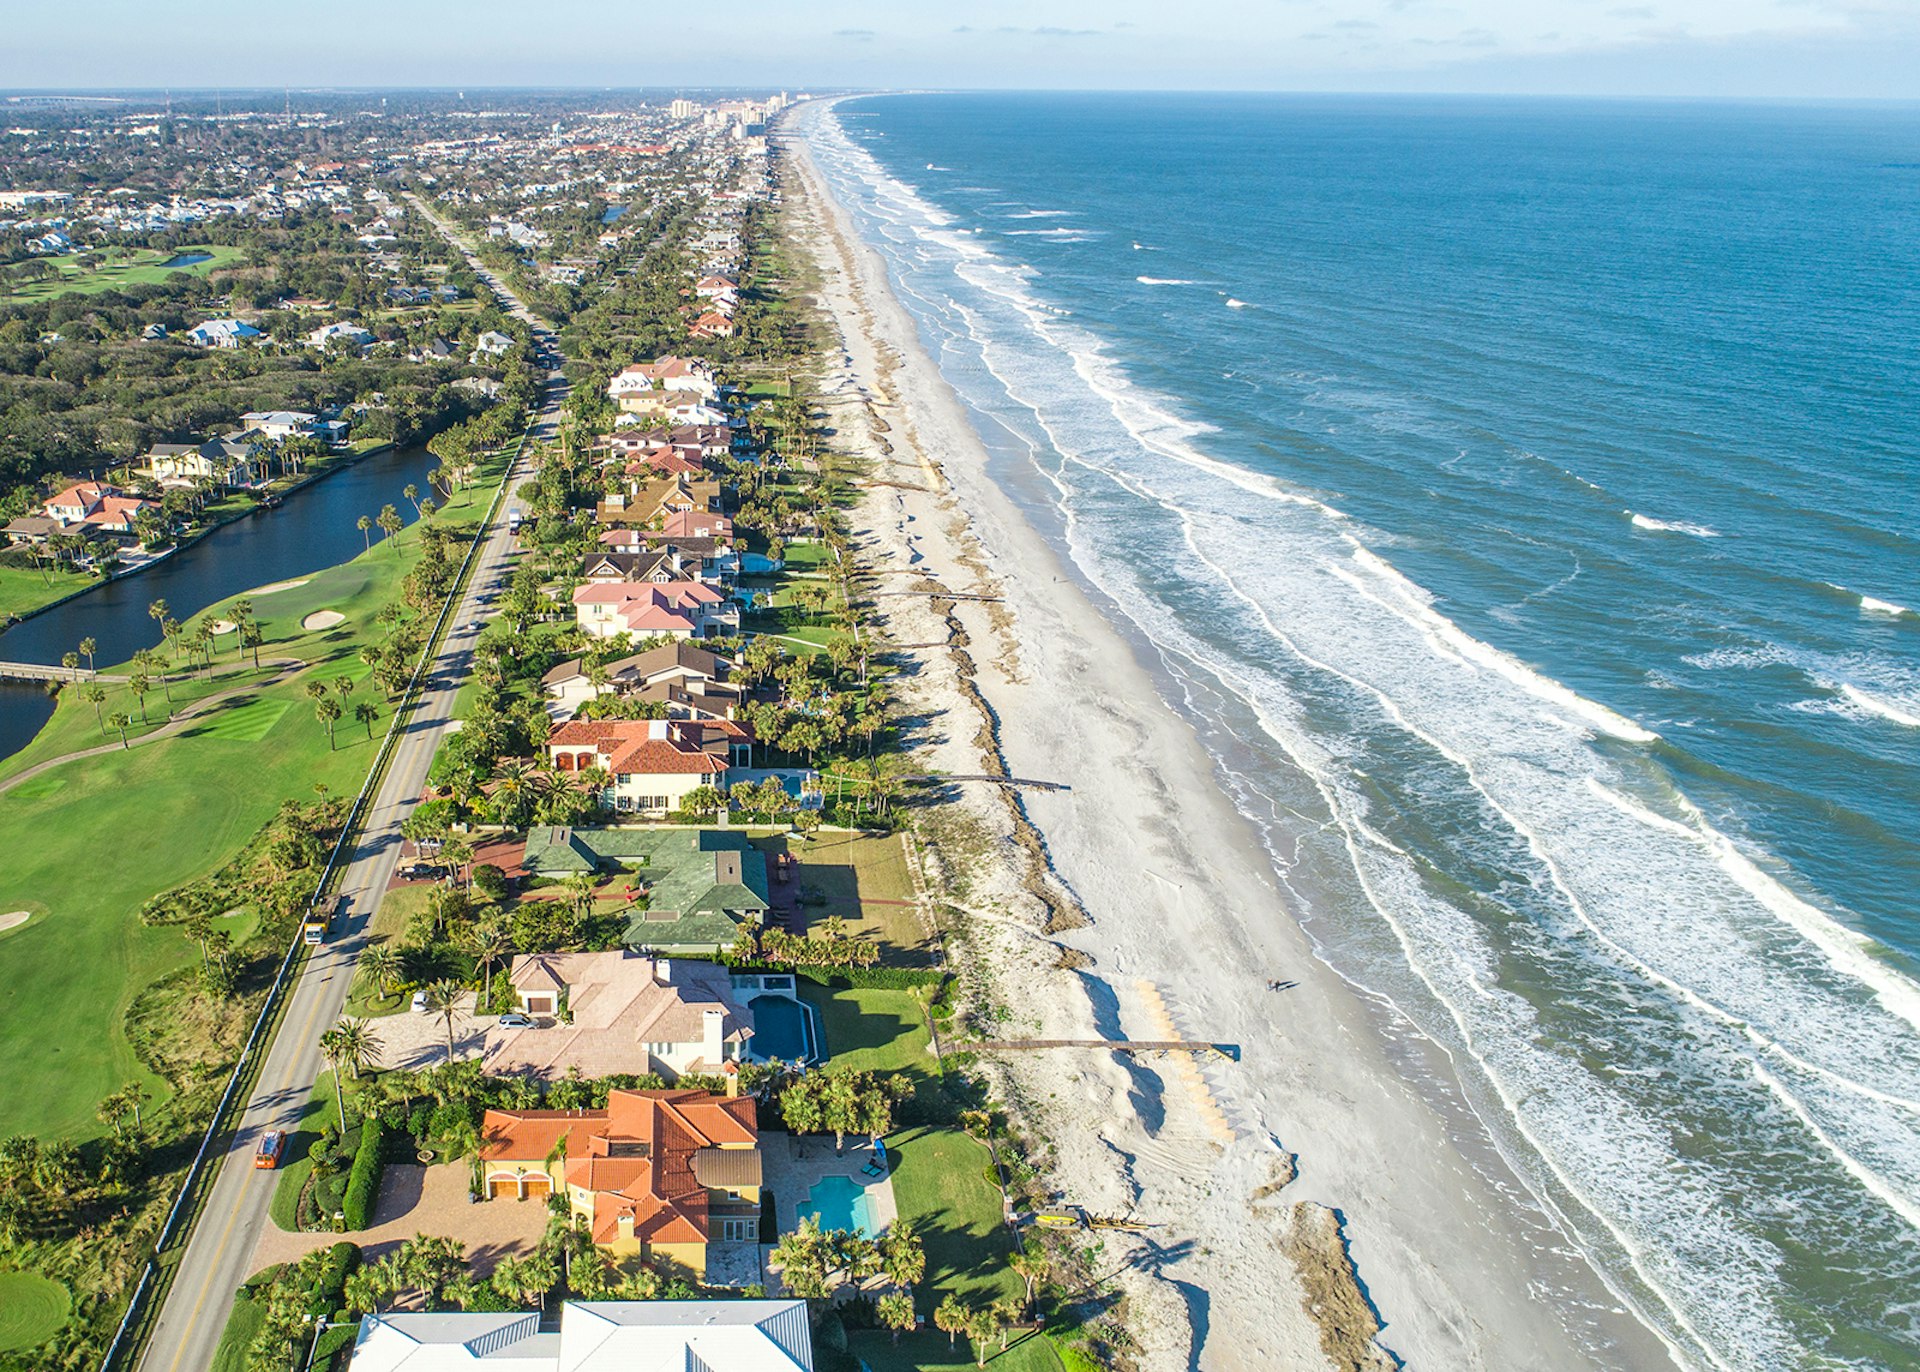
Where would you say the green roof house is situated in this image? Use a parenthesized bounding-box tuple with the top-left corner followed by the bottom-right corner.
(520, 826, 770, 953)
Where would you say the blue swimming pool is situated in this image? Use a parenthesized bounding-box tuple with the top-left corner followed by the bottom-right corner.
(801, 1174, 875, 1236)
(749, 995, 820, 1064)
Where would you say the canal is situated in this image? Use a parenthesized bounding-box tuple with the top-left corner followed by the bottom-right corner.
(0, 443, 440, 763)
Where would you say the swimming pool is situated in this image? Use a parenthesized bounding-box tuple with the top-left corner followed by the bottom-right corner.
(749, 995, 821, 1064)
(800, 1174, 876, 1236)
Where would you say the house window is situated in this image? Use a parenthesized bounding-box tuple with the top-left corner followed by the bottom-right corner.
(719, 1218, 756, 1241)
(646, 1042, 676, 1056)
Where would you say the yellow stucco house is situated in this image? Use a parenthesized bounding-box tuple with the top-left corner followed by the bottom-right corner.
(478, 1084, 761, 1281)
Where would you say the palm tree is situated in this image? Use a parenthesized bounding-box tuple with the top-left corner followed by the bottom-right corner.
(424, 979, 465, 1064)
(316, 696, 343, 748)
(377, 503, 403, 548)
(78, 636, 97, 675)
(1008, 1241, 1047, 1317)
(318, 1018, 383, 1131)
(354, 699, 380, 737)
(934, 1294, 969, 1351)
(241, 620, 264, 670)
(107, 711, 132, 749)
(82, 683, 107, 732)
(403, 483, 421, 518)
(461, 918, 512, 1013)
(877, 1291, 916, 1345)
(357, 514, 373, 552)
(359, 943, 402, 1003)
(128, 671, 151, 723)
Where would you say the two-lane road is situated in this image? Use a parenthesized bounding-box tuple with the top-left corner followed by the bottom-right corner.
(135, 221, 566, 1372)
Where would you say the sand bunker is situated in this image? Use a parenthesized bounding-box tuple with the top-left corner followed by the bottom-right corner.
(250, 578, 310, 595)
(209, 619, 237, 634)
(0, 912, 31, 934)
(301, 610, 345, 631)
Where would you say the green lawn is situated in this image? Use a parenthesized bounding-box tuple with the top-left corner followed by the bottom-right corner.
(269, 1074, 337, 1232)
(800, 982, 933, 1080)
(753, 832, 929, 960)
(0, 562, 97, 623)
(888, 1126, 1023, 1311)
(207, 1278, 270, 1372)
(0, 1270, 72, 1354)
(849, 1328, 1063, 1372)
(0, 494, 495, 1140)
(0, 244, 247, 304)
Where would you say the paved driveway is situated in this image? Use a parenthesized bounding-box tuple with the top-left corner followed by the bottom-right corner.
(373, 992, 490, 1071)
(252, 1162, 545, 1278)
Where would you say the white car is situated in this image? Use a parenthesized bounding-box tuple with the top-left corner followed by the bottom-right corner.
(496, 1012, 536, 1029)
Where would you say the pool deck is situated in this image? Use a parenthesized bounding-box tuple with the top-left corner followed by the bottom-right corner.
(761, 1131, 900, 1240)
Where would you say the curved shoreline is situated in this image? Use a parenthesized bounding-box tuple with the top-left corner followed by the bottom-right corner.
(785, 99, 1678, 1371)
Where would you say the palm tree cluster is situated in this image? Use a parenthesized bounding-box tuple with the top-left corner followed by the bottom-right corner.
(776, 1066, 910, 1151)
(770, 1215, 925, 1309)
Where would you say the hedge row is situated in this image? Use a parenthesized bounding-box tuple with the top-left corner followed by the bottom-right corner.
(795, 966, 946, 991)
(341, 1117, 385, 1230)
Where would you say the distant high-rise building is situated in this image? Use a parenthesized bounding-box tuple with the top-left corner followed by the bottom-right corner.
(670, 98, 695, 121)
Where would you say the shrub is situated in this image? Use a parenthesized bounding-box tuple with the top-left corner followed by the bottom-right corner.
(341, 1116, 386, 1229)
(311, 1242, 361, 1317)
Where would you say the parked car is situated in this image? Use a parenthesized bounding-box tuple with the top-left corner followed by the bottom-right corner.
(410, 990, 429, 1013)
(255, 1131, 286, 1170)
(496, 1012, 535, 1029)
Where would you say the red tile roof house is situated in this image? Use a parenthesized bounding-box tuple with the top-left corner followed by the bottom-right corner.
(477, 1088, 762, 1275)
(572, 580, 735, 642)
(547, 718, 741, 815)
(485, 951, 753, 1081)
(40, 483, 160, 542)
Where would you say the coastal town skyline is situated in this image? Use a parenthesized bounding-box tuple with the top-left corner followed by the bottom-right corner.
(2, 1, 1917, 98)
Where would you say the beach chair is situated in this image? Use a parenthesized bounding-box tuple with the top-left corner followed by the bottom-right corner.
(862, 1138, 889, 1178)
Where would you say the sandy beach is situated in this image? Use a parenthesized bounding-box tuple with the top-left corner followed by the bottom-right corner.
(782, 105, 1680, 1372)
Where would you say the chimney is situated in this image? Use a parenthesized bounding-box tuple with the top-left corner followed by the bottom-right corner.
(722, 1060, 740, 1098)
(703, 1008, 724, 1065)
(658, 958, 672, 983)
(671, 548, 683, 575)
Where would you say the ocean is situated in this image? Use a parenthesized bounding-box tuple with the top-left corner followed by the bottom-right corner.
(802, 93, 1920, 1370)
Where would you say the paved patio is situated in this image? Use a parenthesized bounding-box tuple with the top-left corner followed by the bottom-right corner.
(760, 1131, 900, 1238)
(251, 1161, 545, 1277)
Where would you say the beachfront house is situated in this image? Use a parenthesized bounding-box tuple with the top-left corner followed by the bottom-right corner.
(571, 579, 735, 641)
(517, 825, 771, 951)
(545, 717, 747, 816)
(540, 640, 744, 720)
(347, 1301, 813, 1372)
(484, 950, 753, 1081)
(477, 1088, 763, 1271)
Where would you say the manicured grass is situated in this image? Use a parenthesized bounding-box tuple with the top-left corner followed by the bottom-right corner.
(800, 983, 933, 1079)
(0, 1270, 72, 1353)
(0, 499, 483, 1140)
(888, 1125, 1022, 1312)
(0, 562, 96, 622)
(849, 1328, 1063, 1372)
(344, 885, 430, 1018)
(197, 697, 292, 742)
(270, 1074, 337, 1232)
(207, 1278, 269, 1372)
(756, 831, 928, 960)
(0, 244, 247, 304)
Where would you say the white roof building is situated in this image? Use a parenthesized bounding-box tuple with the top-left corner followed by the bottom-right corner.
(349, 1301, 812, 1372)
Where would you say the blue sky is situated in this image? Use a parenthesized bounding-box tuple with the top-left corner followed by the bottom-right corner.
(4, 0, 1916, 98)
